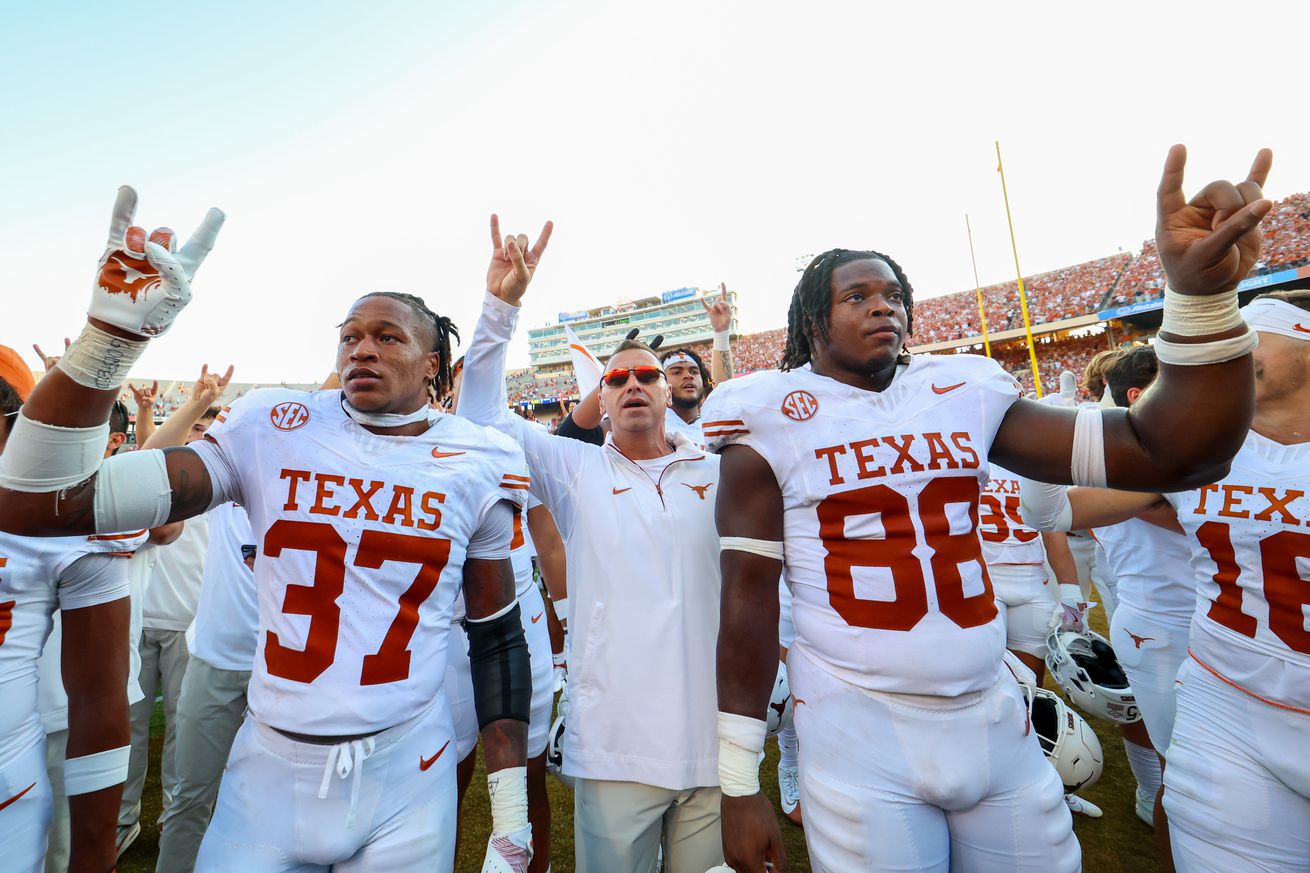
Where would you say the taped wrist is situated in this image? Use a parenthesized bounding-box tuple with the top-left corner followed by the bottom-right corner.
(713, 329, 731, 352)
(1155, 287, 1257, 365)
(486, 766, 530, 836)
(0, 414, 108, 493)
(464, 602, 531, 729)
(57, 323, 149, 391)
(718, 711, 766, 797)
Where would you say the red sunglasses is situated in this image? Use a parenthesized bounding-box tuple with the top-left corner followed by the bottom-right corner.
(601, 366, 665, 388)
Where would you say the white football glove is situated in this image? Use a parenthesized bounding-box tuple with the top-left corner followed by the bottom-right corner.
(90, 186, 224, 337)
(480, 825, 532, 873)
(552, 649, 567, 694)
(1052, 583, 1093, 634)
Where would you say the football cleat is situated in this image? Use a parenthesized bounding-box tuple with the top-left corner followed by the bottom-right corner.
(1065, 794, 1103, 818)
(1046, 627, 1141, 724)
(766, 659, 794, 736)
(1136, 787, 1156, 828)
(778, 761, 803, 827)
(1021, 684, 1105, 793)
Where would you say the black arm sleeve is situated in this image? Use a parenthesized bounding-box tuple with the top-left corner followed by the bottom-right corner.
(463, 603, 532, 729)
(553, 411, 604, 446)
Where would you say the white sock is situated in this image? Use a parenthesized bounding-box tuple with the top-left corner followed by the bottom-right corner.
(777, 726, 799, 770)
(1123, 739, 1161, 798)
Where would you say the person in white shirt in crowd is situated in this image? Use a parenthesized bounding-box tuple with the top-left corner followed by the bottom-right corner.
(154, 501, 256, 873)
(119, 365, 232, 856)
(459, 218, 728, 873)
(555, 287, 734, 450)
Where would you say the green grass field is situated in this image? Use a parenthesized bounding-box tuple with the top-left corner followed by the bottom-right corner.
(119, 613, 1163, 872)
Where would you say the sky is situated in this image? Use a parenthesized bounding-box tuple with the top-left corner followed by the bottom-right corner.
(3, 0, 1307, 381)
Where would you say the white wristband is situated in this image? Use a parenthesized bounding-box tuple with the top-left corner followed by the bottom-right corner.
(0, 413, 108, 493)
(713, 330, 730, 352)
(56, 323, 148, 391)
(717, 711, 766, 797)
(552, 597, 568, 624)
(487, 766, 530, 835)
(65, 745, 130, 795)
(1153, 330, 1258, 366)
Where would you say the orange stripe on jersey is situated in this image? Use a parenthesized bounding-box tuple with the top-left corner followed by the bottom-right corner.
(89, 531, 147, 541)
(704, 428, 750, 437)
(1189, 648, 1310, 716)
(702, 419, 745, 427)
(0, 600, 14, 646)
(502, 474, 530, 482)
(501, 483, 531, 491)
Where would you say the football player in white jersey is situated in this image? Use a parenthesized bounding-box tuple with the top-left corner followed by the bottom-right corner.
(0, 376, 134, 873)
(0, 188, 541, 873)
(704, 146, 1273, 873)
(1024, 288, 1310, 873)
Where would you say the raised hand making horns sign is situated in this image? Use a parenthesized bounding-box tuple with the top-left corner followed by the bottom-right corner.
(486, 214, 554, 306)
(1156, 145, 1273, 297)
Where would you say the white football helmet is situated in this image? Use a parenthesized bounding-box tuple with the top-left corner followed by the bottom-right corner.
(1022, 684, 1104, 793)
(1046, 628, 1141, 724)
(766, 660, 793, 736)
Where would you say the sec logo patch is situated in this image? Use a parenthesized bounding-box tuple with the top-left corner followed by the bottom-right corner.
(780, 390, 819, 422)
(270, 402, 310, 431)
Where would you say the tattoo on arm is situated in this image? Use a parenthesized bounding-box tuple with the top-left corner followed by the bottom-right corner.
(715, 348, 734, 380)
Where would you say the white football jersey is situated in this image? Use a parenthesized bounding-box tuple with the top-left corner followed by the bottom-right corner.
(1165, 430, 1310, 709)
(0, 533, 129, 768)
(1094, 518, 1195, 626)
(191, 389, 531, 735)
(979, 463, 1045, 566)
(665, 407, 705, 449)
(189, 502, 259, 671)
(702, 356, 1022, 696)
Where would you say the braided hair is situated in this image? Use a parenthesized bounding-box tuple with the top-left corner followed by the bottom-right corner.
(358, 292, 461, 398)
(780, 249, 915, 371)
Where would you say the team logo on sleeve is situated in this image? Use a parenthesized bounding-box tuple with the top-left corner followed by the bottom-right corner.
(781, 390, 819, 422)
(270, 402, 310, 432)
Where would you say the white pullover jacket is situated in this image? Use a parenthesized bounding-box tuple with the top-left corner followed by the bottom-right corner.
(459, 293, 722, 790)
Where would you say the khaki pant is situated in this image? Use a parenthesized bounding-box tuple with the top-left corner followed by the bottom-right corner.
(155, 656, 251, 873)
(119, 628, 191, 832)
(574, 778, 723, 873)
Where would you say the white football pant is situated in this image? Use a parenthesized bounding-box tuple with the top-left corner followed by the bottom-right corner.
(789, 647, 1080, 873)
(195, 697, 457, 872)
(0, 734, 51, 873)
(1109, 605, 1189, 751)
(989, 563, 1054, 659)
(1165, 659, 1310, 873)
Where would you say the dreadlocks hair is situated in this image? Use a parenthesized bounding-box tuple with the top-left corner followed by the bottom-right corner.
(659, 346, 712, 390)
(358, 292, 462, 398)
(780, 249, 916, 372)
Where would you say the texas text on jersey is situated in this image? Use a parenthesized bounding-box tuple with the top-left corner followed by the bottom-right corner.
(1165, 429, 1310, 709)
(703, 353, 1022, 696)
(189, 388, 531, 736)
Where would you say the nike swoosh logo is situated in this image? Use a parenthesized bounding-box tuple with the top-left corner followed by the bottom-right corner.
(432, 448, 466, 459)
(419, 740, 451, 771)
(1295, 323, 1310, 334)
(531, 611, 544, 623)
(0, 782, 36, 813)
(612, 487, 631, 495)
(932, 382, 966, 395)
